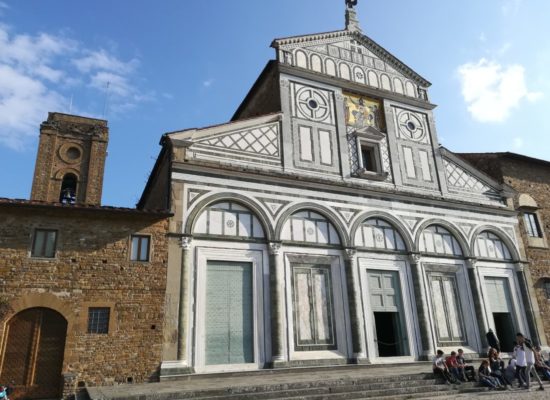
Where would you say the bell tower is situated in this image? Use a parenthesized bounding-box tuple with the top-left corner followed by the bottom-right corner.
(30, 112, 109, 206)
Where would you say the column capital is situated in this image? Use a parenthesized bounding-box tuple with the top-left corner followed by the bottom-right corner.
(466, 257, 478, 269)
(180, 236, 193, 250)
(344, 247, 357, 261)
(408, 252, 421, 265)
(269, 241, 282, 256)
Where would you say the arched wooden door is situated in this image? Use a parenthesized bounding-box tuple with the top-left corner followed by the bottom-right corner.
(0, 308, 67, 399)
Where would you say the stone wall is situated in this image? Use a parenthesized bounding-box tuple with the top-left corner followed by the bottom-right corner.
(0, 203, 168, 396)
(460, 153, 550, 344)
(501, 158, 550, 343)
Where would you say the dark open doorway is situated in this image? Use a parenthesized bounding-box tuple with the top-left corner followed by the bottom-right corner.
(374, 311, 403, 357)
(492, 313, 516, 352)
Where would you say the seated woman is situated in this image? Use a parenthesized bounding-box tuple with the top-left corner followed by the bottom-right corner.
(478, 359, 504, 390)
(489, 348, 511, 387)
(535, 346, 550, 380)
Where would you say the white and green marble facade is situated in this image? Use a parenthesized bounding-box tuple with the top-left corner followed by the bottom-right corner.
(155, 6, 546, 375)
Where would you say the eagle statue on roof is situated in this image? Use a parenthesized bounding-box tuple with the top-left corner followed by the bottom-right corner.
(346, 0, 358, 8)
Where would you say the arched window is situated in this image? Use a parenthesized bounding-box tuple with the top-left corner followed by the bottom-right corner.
(355, 218, 406, 251)
(475, 231, 512, 260)
(59, 173, 77, 204)
(420, 225, 463, 257)
(281, 210, 340, 245)
(193, 202, 265, 239)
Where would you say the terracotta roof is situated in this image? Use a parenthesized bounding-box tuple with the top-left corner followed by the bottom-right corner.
(0, 198, 171, 217)
(458, 152, 550, 167)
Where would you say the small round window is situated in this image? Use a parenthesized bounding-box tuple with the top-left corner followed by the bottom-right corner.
(308, 99, 319, 110)
(66, 147, 81, 160)
(406, 121, 416, 131)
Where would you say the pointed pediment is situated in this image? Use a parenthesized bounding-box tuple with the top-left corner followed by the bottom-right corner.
(273, 30, 430, 100)
(355, 125, 385, 141)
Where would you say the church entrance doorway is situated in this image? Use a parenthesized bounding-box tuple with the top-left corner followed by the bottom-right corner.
(0, 307, 67, 399)
(368, 270, 408, 357)
(204, 261, 254, 365)
(484, 277, 517, 352)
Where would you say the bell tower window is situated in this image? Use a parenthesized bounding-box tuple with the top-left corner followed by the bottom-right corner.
(59, 173, 78, 204)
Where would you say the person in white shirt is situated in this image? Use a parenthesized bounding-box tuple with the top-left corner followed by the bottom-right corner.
(433, 349, 456, 384)
(514, 336, 528, 388)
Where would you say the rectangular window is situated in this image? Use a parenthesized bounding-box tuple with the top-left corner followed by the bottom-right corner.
(131, 235, 150, 262)
(524, 213, 542, 238)
(361, 145, 378, 172)
(87, 307, 110, 334)
(31, 229, 57, 258)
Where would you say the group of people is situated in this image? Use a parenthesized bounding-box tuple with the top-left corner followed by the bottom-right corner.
(432, 331, 550, 391)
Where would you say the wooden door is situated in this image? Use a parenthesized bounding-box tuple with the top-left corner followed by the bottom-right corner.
(0, 308, 67, 399)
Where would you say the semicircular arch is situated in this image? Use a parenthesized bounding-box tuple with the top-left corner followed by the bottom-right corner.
(350, 211, 413, 251)
(184, 192, 274, 241)
(414, 219, 471, 257)
(275, 202, 350, 247)
(470, 225, 520, 262)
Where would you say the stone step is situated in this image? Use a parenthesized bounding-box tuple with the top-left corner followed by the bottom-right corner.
(178, 380, 483, 400)
(160, 362, 432, 382)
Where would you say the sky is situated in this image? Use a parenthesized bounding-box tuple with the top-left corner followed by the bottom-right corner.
(0, 0, 548, 207)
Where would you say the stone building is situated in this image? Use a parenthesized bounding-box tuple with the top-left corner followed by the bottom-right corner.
(459, 152, 550, 344)
(0, 113, 170, 399)
(139, 3, 546, 377)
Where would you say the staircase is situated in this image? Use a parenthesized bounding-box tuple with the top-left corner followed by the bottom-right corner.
(86, 364, 488, 400)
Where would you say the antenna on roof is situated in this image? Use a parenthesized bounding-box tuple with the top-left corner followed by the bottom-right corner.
(345, 0, 362, 33)
(68, 94, 74, 114)
(102, 81, 111, 119)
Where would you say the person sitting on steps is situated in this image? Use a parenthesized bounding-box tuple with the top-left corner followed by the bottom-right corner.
(456, 348, 476, 382)
(445, 351, 463, 382)
(433, 349, 457, 384)
(478, 359, 504, 390)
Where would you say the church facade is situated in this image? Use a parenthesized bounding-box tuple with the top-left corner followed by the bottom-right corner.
(139, 3, 546, 375)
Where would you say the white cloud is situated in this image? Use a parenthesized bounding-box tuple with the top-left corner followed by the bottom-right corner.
(0, 2, 8, 15)
(0, 24, 151, 150)
(479, 32, 487, 43)
(502, 0, 522, 16)
(202, 79, 214, 88)
(73, 49, 138, 74)
(457, 58, 543, 123)
(513, 137, 524, 149)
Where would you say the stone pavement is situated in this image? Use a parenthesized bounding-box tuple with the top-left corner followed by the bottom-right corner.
(423, 385, 550, 399)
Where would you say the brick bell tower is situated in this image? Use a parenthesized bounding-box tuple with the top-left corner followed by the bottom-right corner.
(30, 113, 109, 206)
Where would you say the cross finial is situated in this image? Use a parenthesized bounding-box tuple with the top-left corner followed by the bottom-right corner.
(345, 0, 362, 32)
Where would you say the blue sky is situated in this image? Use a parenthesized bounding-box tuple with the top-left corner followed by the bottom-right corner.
(0, 0, 548, 207)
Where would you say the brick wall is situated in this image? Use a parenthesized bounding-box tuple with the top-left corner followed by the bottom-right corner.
(0, 204, 168, 395)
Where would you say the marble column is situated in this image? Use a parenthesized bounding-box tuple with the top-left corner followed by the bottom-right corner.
(269, 241, 287, 366)
(344, 248, 366, 361)
(408, 253, 434, 359)
(466, 258, 489, 350)
(177, 236, 192, 361)
(516, 262, 542, 345)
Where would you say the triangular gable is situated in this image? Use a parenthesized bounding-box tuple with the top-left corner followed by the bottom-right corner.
(168, 114, 282, 163)
(272, 30, 430, 99)
(440, 149, 504, 201)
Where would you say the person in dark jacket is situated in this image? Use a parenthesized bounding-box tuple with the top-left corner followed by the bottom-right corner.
(486, 329, 501, 353)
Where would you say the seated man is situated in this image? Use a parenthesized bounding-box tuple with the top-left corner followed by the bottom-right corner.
(433, 349, 456, 384)
(456, 348, 476, 381)
(445, 351, 462, 382)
